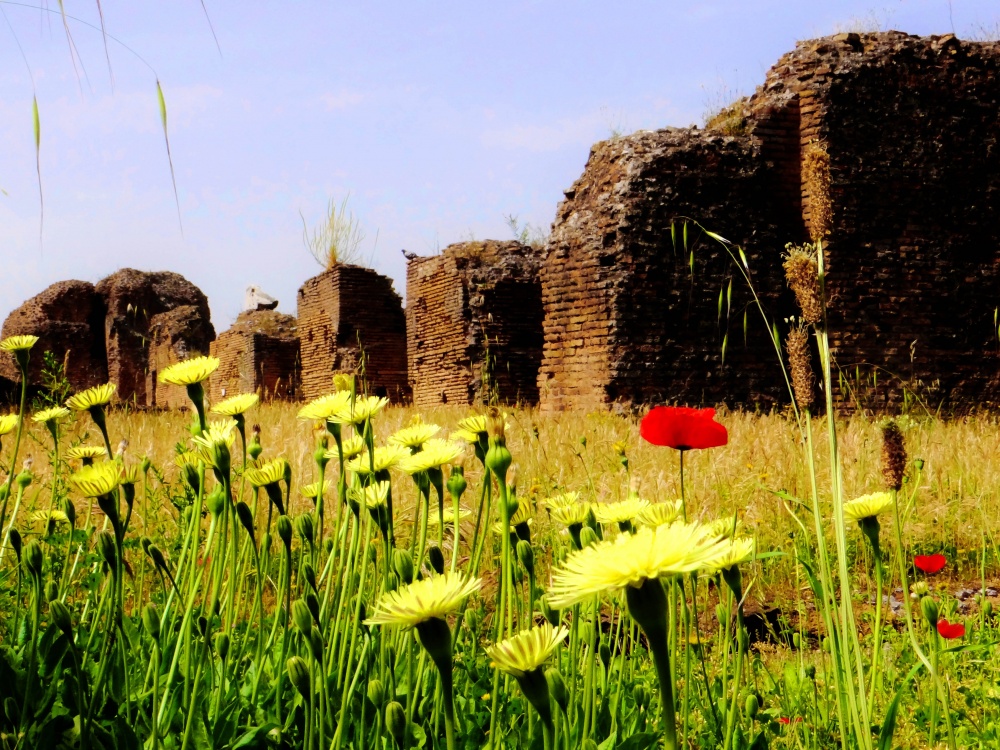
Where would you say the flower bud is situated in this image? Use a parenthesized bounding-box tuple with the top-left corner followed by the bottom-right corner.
(296, 513, 315, 548)
(805, 664, 816, 680)
(292, 599, 313, 637)
(539, 597, 560, 627)
(516, 540, 534, 576)
(913, 581, 930, 597)
(305, 591, 320, 623)
(303, 563, 317, 592)
(286, 656, 311, 700)
(206, 487, 226, 518)
(63, 499, 76, 527)
(393, 549, 414, 584)
(142, 604, 161, 640)
(920, 595, 939, 627)
(23, 539, 43, 579)
(308, 629, 324, 662)
(16, 470, 32, 489)
(9, 529, 22, 563)
(545, 667, 569, 711)
(49, 600, 73, 638)
(599, 642, 611, 668)
(385, 701, 406, 745)
(215, 632, 231, 661)
(44, 580, 58, 602)
(447, 466, 467, 501)
(141, 456, 151, 474)
(277, 515, 293, 549)
(367, 678, 385, 707)
(744, 694, 760, 720)
(580, 526, 599, 549)
(236, 501, 255, 538)
(428, 545, 445, 575)
(984, 600, 994, 620)
(148, 545, 169, 575)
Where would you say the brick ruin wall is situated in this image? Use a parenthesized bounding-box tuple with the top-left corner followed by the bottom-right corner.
(297, 265, 409, 402)
(538, 129, 791, 412)
(540, 32, 1000, 412)
(209, 310, 301, 403)
(146, 305, 216, 409)
(745, 32, 1000, 409)
(406, 241, 544, 409)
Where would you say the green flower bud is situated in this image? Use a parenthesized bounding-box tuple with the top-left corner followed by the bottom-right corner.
(140, 456, 151, 474)
(16, 470, 32, 489)
(633, 684, 649, 710)
(44, 580, 58, 602)
(920, 595, 939, 627)
(393, 549, 414, 584)
(215, 632, 231, 661)
(148, 545, 169, 575)
(599, 642, 611, 668)
(580, 526, 599, 549)
(292, 599, 313, 637)
(23, 540, 43, 579)
(142, 604, 161, 640)
(303, 563, 317, 592)
(296, 513, 315, 548)
(286, 656, 311, 700)
(367, 678, 385, 707)
(428, 545, 445, 575)
(792, 632, 802, 649)
(805, 664, 816, 680)
(447, 466, 467, 501)
(984, 600, 994, 619)
(9, 529, 22, 563)
(206, 487, 226, 518)
(385, 701, 406, 745)
(305, 591, 320, 623)
(236, 501, 255, 538)
(49, 600, 73, 638)
(308, 629, 324, 662)
(744, 694, 760, 720)
(516, 540, 534, 576)
(539, 597, 560, 627)
(63, 499, 76, 527)
(277, 515, 293, 549)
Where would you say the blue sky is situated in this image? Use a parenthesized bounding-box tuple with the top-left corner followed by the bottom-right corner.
(1, 1, 997, 331)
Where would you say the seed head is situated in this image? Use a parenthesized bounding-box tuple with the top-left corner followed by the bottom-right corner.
(783, 245, 823, 326)
(786, 324, 815, 410)
(881, 421, 907, 492)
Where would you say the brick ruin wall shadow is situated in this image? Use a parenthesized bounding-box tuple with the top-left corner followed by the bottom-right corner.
(539, 31, 1000, 413)
(297, 264, 409, 402)
(406, 241, 544, 409)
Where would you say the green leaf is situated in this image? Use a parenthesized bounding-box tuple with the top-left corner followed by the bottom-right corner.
(232, 724, 280, 749)
(718, 286, 724, 320)
(738, 246, 749, 269)
(671, 222, 677, 252)
(682, 221, 688, 251)
(721, 333, 728, 364)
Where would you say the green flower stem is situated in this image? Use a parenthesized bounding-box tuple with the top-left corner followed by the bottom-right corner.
(469, 476, 492, 576)
(0, 481, 27, 567)
(416, 617, 458, 750)
(626, 578, 677, 750)
(0, 358, 30, 532)
(723, 606, 747, 750)
(866, 549, 885, 707)
(19, 572, 43, 735)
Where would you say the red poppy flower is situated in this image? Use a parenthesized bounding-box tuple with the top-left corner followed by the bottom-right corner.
(777, 717, 803, 725)
(639, 407, 728, 451)
(936, 618, 965, 640)
(913, 553, 946, 575)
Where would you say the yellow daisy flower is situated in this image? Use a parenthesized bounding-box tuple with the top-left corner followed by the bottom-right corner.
(344, 444, 410, 475)
(159, 356, 220, 386)
(492, 503, 533, 534)
(65, 445, 108, 461)
(350, 480, 391, 509)
(191, 420, 237, 468)
(245, 457, 288, 488)
(389, 421, 441, 449)
(0, 414, 19, 436)
(330, 395, 389, 426)
(429, 507, 474, 528)
(543, 492, 579, 511)
(593, 496, 650, 525)
(297, 391, 353, 421)
(704, 516, 742, 540)
(364, 573, 482, 628)
(66, 383, 116, 411)
(547, 523, 731, 609)
(487, 622, 570, 678)
(323, 434, 366, 462)
(705, 537, 755, 573)
(300, 480, 333, 499)
(843, 492, 894, 523)
(69, 461, 122, 498)
(211, 393, 259, 417)
(398, 439, 464, 474)
(0, 335, 39, 352)
(637, 500, 684, 527)
(549, 502, 591, 527)
(32, 406, 71, 424)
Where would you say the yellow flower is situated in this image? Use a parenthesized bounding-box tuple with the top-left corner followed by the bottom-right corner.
(398, 439, 464, 474)
(297, 391, 353, 421)
(364, 573, 482, 628)
(191, 420, 237, 468)
(66, 383, 116, 411)
(211, 393, 259, 417)
(389, 421, 441, 450)
(451, 414, 509, 444)
(843, 492, 894, 523)
(69, 461, 121, 498)
(175, 451, 201, 470)
(0, 335, 39, 352)
(487, 622, 569, 678)
(32, 406, 71, 424)
(350, 480, 391, 509)
(547, 523, 731, 609)
(330, 395, 390, 426)
(429, 507, 474, 528)
(706, 537, 755, 573)
(344, 444, 410, 475)
(159, 356, 220, 386)
(30, 509, 69, 526)
(300, 480, 333, 499)
(491, 503, 533, 534)
(704, 516, 741, 540)
(593, 496, 650, 525)
(543, 492, 579, 511)
(549, 502, 591, 527)
(324, 435, 367, 461)
(119, 463, 143, 486)
(66, 445, 108, 461)
(245, 457, 288, 488)
(0, 414, 19, 436)
(637, 500, 684, 527)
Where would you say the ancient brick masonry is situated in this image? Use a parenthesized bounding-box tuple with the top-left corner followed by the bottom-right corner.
(540, 32, 1000, 412)
(0, 281, 108, 391)
(297, 265, 409, 402)
(209, 310, 301, 403)
(406, 241, 544, 408)
(146, 306, 216, 409)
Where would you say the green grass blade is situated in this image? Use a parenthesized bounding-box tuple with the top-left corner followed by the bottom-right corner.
(157, 79, 183, 232)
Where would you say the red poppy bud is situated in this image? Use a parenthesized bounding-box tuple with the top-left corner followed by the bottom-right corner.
(936, 618, 965, 640)
(639, 407, 728, 451)
(913, 553, 946, 575)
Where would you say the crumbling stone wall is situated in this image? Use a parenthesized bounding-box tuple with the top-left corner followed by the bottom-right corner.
(146, 306, 216, 409)
(96, 269, 215, 406)
(540, 32, 1000, 412)
(745, 31, 1000, 409)
(538, 129, 791, 412)
(297, 265, 409, 402)
(0, 281, 108, 390)
(209, 310, 300, 402)
(406, 241, 544, 408)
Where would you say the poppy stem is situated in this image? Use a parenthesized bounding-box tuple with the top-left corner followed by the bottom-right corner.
(678, 450, 687, 523)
